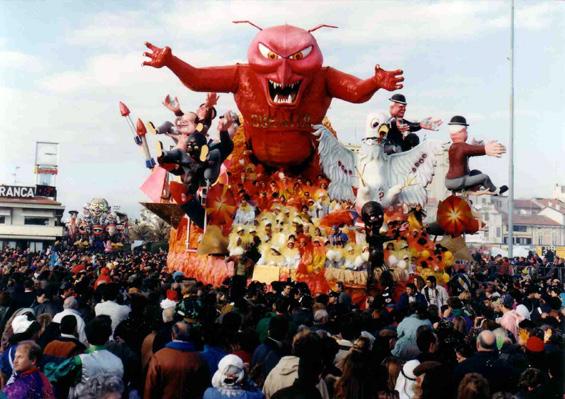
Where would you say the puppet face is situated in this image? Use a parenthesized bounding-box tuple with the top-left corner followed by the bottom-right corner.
(88, 198, 110, 218)
(248, 24, 323, 109)
(93, 225, 104, 236)
(186, 133, 207, 159)
(389, 102, 406, 118)
(106, 224, 116, 236)
(361, 201, 384, 229)
(176, 113, 197, 136)
(364, 112, 390, 145)
(449, 126, 468, 143)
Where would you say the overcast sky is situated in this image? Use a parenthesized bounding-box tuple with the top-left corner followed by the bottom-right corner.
(0, 0, 563, 218)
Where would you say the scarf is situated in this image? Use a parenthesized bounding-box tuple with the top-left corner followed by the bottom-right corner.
(211, 354, 245, 395)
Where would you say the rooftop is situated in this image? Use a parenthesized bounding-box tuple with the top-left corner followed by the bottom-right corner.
(502, 213, 562, 227)
(513, 198, 565, 213)
(0, 197, 62, 206)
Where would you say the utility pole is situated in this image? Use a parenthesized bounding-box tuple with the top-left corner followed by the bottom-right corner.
(508, 0, 515, 257)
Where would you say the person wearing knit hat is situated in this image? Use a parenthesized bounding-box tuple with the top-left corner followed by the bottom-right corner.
(384, 93, 442, 154)
(444, 115, 508, 195)
(525, 336, 544, 353)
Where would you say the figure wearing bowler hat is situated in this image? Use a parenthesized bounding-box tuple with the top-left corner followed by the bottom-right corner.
(445, 115, 508, 195)
(384, 94, 442, 154)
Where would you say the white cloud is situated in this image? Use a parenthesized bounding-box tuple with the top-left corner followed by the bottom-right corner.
(66, 11, 160, 50)
(2, 0, 563, 213)
(0, 50, 42, 72)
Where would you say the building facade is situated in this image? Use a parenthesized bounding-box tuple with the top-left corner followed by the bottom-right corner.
(0, 185, 65, 251)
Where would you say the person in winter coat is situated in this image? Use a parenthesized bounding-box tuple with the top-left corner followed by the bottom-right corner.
(263, 331, 329, 399)
(204, 354, 264, 399)
(391, 303, 432, 360)
(144, 321, 209, 399)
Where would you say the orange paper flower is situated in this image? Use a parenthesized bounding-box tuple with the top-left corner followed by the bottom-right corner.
(206, 184, 237, 230)
(436, 195, 478, 236)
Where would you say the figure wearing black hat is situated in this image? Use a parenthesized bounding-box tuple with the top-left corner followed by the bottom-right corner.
(445, 115, 508, 195)
(384, 94, 442, 154)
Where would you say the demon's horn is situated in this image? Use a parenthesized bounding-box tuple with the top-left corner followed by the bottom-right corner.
(308, 24, 338, 33)
(232, 20, 263, 31)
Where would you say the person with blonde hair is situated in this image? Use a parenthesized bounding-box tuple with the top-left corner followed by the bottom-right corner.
(3, 340, 55, 398)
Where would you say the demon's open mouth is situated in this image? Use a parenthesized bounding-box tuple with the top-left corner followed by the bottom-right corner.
(268, 79, 302, 104)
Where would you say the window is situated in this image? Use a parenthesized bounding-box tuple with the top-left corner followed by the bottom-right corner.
(513, 225, 527, 232)
(28, 242, 43, 252)
(0, 216, 4, 224)
(24, 217, 49, 226)
(496, 227, 501, 237)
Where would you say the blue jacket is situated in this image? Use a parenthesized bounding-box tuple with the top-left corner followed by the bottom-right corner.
(200, 345, 228, 376)
(395, 293, 427, 313)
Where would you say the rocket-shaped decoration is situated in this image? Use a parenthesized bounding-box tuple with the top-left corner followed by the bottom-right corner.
(118, 101, 142, 145)
(136, 118, 156, 169)
(119, 101, 130, 116)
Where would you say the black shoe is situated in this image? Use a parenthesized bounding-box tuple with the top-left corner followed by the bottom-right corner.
(496, 185, 508, 196)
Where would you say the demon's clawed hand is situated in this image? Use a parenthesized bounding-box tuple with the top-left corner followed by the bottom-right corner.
(374, 65, 404, 91)
(143, 42, 172, 68)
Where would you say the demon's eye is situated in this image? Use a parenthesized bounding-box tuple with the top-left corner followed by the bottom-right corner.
(258, 43, 280, 60)
(289, 46, 313, 60)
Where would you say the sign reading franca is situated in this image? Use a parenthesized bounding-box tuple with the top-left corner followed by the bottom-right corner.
(0, 185, 36, 198)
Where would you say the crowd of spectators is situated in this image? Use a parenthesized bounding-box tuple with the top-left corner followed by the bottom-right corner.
(0, 246, 561, 399)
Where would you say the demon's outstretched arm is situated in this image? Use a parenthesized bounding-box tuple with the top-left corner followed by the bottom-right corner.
(326, 65, 404, 103)
(143, 42, 239, 93)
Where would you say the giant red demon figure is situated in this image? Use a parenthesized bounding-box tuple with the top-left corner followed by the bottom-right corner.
(143, 22, 404, 170)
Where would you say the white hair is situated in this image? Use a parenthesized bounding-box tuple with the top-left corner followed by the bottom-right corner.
(448, 125, 467, 135)
(63, 296, 78, 310)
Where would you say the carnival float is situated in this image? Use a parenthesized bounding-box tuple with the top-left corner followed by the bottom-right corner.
(120, 22, 507, 299)
(64, 198, 129, 252)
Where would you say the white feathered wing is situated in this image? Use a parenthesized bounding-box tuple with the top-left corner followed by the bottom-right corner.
(313, 124, 356, 202)
(386, 139, 443, 205)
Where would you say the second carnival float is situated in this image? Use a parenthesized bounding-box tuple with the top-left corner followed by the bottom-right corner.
(120, 21, 508, 303)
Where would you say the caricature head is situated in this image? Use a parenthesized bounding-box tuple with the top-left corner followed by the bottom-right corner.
(88, 198, 110, 218)
(361, 201, 384, 230)
(364, 112, 390, 145)
(389, 94, 407, 118)
(175, 112, 198, 135)
(449, 125, 468, 143)
(225, 111, 241, 136)
(246, 24, 326, 109)
(448, 116, 469, 143)
(389, 102, 406, 118)
(186, 132, 208, 159)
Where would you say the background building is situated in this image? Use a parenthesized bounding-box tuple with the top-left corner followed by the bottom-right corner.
(0, 185, 65, 251)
